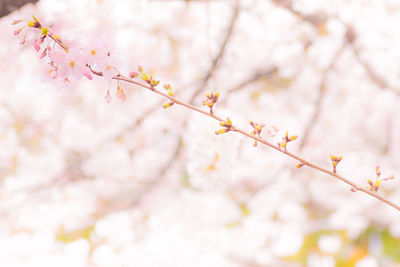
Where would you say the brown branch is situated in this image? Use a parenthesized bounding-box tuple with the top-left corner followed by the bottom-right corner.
(99, 72, 400, 212)
(25, 15, 400, 213)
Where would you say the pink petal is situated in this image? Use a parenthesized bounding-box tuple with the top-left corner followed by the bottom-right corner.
(33, 38, 41, 51)
(105, 90, 112, 103)
(82, 68, 93, 80)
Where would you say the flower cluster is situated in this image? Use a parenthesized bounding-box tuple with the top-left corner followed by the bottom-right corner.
(163, 84, 175, 108)
(202, 91, 220, 114)
(296, 162, 305, 168)
(330, 155, 343, 174)
(215, 117, 233, 135)
(12, 15, 124, 99)
(137, 66, 160, 87)
(249, 121, 265, 147)
(277, 131, 298, 152)
(367, 166, 395, 193)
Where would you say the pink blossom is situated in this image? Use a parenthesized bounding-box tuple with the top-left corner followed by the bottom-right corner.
(33, 38, 41, 51)
(49, 48, 92, 80)
(84, 41, 110, 66)
(96, 55, 117, 82)
(40, 47, 48, 59)
(82, 68, 93, 80)
(105, 90, 112, 103)
(40, 62, 58, 82)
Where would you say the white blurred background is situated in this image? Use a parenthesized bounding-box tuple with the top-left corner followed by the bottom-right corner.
(1, 0, 400, 266)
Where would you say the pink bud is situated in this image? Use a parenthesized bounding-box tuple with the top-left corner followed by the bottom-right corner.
(129, 72, 139, 78)
(40, 48, 47, 59)
(14, 28, 23, 35)
(105, 90, 111, 103)
(116, 85, 126, 101)
(83, 68, 93, 80)
(383, 175, 395, 181)
(19, 34, 26, 45)
(50, 70, 57, 79)
(33, 38, 41, 51)
(11, 19, 22, 25)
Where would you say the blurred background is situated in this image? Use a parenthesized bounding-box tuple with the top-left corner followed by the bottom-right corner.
(1, 0, 400, 266)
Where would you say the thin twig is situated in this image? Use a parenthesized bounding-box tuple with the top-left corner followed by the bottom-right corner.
(30, 15, 400, 212)
(226, 68, 278, 94)
(350, 44, 400, 96)
(188, 1, 240, 104)
(104, 73, 400, 212)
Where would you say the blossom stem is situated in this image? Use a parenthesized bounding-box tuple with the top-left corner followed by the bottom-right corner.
(32, 21, 400, 212)
(104, 72, 400, 212)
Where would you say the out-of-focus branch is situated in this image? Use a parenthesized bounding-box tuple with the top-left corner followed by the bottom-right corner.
(188, 0, 240, 104)
(114, 1, 241, 191)
(272, 0, 400, 96)
(92, 136, 184, 218)
(272, 0, 329, 28)
(151, 1, 240, 190)
(350, 43, 400, 96)
(226, 68, 278, 94)
(299, 42, 347, 151)
(114, 1, 240, 139)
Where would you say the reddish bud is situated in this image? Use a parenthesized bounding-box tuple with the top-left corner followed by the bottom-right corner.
(163, 101, 175, 108)
(164, 84, 172, 91)
(40, 48, 47, 59)
(215, 129, 228, 135)
(383, 175, 395, 181)
(116, 85, 126, 101)
(41, 27, 48, 36)
(11, 19, 22, 25)
(14, 28, 23, 35)
(105, 90, 111, 103)
(296, 163, 305, 168)
(19, 34, 26, 45)
(150, 79, 160, 87)
(129, 72, 139, 78)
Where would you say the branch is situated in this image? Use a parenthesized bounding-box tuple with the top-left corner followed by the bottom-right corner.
(14, 15, 400, 212)
(102, 71, 400, 212)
